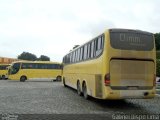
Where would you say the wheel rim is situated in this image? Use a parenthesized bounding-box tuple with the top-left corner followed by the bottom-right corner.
(57, 77, 60, 81)
(2, 75, 5, 79)
(21, 76, 26, 81)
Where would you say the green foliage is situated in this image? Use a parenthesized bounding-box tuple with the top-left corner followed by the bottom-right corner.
(157, 51, 160, 59)
(157, 59, 160, 76)
(38, 55, 50, 61)
(18, 52, 37, 61)
(155, 33, 160, 76)
(18, 52, 50, 61)
(154, 33, 160, 50)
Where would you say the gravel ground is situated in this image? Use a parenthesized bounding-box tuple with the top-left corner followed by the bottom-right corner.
(0, 79, 159, 119)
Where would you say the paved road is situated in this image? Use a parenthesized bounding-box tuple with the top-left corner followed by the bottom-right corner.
(0, 79, 160, 119)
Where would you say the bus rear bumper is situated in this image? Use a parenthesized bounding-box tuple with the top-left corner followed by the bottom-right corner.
(103, 88, 156, 100)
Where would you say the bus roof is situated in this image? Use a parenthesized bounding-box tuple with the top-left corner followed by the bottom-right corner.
(109, 28, 153, 35)
(11, 61, 61, 64)
(0, 64, 10, 66)
(64, 28, 153, 57)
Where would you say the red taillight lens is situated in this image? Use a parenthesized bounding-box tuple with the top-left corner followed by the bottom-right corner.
(104, 73, 110, 86)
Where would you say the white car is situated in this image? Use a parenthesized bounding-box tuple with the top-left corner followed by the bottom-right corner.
(156, 77, 160, 83)
(156, 78, 160, 94)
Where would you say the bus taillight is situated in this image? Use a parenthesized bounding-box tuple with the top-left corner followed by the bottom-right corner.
(104, 73, 110, 86)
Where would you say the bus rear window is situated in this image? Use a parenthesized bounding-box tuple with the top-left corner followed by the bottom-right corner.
(0, 65, 9, 70)
(110, 29, 154, 51)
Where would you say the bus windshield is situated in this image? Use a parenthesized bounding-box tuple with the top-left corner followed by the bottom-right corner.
(110, 29, 154, 51)
(10, 63, 20, 74)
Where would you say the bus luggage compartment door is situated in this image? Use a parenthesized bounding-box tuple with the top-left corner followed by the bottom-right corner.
(110, 59, 154, 90)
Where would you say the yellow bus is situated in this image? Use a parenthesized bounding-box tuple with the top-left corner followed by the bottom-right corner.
(8, 61, 62, 82)
(0, 64, 10, 80)
(62, 28, 156, 100)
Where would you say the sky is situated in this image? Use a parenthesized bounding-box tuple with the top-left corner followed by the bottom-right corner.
(0, 0, 160, 62)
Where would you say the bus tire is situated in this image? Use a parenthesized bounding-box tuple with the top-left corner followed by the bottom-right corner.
(63, 78, 66, 87)
(82, 82, 89, 100)
(56, 76, 62, 81)
(2, 75, 5, 80)
(77, 81, 82, 96)
(20, 76, 27, 82)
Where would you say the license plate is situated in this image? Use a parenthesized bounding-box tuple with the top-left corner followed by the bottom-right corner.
(128, 87, 138, 90)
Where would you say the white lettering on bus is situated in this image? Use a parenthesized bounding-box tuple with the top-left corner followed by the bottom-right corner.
(120, 33, 141, 43)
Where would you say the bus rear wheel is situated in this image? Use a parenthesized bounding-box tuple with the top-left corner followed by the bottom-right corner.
(77, 81, 82, 96)
(56, 76, 62, 81)
(82, 82, 89, 99)
(20, 76, 27, 82)
(2, 75, 5, 80)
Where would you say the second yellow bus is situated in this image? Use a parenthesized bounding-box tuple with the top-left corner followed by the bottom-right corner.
(8, 61, 62, 82)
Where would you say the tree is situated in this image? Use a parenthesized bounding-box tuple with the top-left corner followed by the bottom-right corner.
(154, 33, 160, 50)
(38, 55, 50, 61)
(18, 52, 37, 61)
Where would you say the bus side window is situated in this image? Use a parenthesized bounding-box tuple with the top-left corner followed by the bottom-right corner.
(75, 50, 77, 62)
(87, 43, 91, 59)
(72, 51, 75, 63)
(21, 63, 26, 69)
(80, 47, 84, 61)
(67, 54, 70, 63)
(37, 63, 43, 69)
(91, 41, 95, 58)
(64, 56, 67, 64)
(77, 48, 80, 62)
(84, 45, 88, 60)
(101, 35, 104, 49)
(67, 54, 70, 64)
(29, 64, 33, 69)
(95, 36, 103, 56)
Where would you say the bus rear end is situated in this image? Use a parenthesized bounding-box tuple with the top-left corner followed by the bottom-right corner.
(104, 29, 156, 99)
(0, 64, 10, 80)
